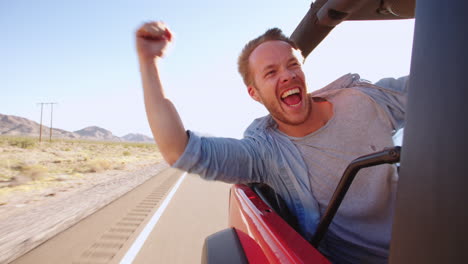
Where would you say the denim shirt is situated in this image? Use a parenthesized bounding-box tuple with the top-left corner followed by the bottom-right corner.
(173, 73, 408, 243)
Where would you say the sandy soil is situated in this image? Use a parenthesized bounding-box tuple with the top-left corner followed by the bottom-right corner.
(0, 161, 170, 264)
(0, 137, 163, 219)
(0, 160, 165, 221)
(0, 137, 170, 263)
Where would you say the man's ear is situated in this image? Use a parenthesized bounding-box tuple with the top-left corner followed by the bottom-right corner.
(248, 85, 262, 103)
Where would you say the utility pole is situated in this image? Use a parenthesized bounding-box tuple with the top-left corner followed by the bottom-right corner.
(37, 103, 45, 142)
(37, 102, 58, 142)
(49, 103, 58, 142)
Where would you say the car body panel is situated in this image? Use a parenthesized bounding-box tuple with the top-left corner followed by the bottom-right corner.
(228, 184, 331, 264)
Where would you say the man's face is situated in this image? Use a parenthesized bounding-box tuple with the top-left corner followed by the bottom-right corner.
(248, 40, 310, 127)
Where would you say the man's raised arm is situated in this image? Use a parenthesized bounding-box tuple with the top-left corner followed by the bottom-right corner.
(135, 22, 188, 165)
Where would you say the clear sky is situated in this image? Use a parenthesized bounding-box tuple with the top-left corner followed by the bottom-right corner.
(1, 0, 414, 139)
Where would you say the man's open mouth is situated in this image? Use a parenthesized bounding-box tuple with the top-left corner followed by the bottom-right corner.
(281, 88, 302, 107)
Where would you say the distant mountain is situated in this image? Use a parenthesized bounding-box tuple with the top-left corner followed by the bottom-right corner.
(0, 113, 153, 143)
(122, 133, 154, 143)
(74, 126, 121, 142)
(0, 113, 80, 139)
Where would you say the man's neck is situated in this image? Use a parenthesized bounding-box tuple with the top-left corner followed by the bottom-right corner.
(278, 97, 334, 137)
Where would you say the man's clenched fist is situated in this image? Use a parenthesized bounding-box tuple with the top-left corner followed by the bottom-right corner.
(136, 21, 173, 60)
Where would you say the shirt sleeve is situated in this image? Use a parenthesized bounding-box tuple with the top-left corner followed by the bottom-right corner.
(355, 76, 409, 131)
(172, 130, 270, 184)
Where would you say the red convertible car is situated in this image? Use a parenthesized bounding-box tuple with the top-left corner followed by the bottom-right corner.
(203, 0, 467, 263)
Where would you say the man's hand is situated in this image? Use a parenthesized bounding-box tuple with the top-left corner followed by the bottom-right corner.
(136, 21, 173, 60)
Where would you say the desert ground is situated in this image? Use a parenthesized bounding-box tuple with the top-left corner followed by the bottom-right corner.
(0, 136, 172, 263)
(0, 136, 163, 216)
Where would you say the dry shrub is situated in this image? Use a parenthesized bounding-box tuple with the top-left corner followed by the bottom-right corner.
(0, 161, 14, 180)
(8, 175, 30, 186)
(112, 162, 126, 170)
(8, 138, 36, 149)
(19, 164, 48, 180)
(75, 159, 112, 173)
(91, 160, 111, 172)
(8, 163, 48, 184)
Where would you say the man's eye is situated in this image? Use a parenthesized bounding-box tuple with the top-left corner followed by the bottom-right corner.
(289, 62, 300, 67)
(265, 70, 275, 77)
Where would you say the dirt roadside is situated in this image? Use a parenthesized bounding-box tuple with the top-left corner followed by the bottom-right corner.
(0, 161, 169, 264)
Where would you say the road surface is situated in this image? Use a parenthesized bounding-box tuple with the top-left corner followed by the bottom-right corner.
(12, 168, 232, 264)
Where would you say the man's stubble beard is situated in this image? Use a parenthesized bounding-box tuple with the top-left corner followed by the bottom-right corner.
(259, 90, 312, 127)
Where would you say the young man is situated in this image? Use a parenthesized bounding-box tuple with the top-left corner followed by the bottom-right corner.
(136, 21, 407, 263)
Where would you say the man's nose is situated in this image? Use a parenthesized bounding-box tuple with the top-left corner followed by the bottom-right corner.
(280, 69, 296, 83)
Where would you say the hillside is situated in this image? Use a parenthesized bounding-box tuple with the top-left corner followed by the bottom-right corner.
(0, 113, 153, 143)
(0, 114, 80, 139)
(121, 133, 153, 143)
(74, 126, 121, 142)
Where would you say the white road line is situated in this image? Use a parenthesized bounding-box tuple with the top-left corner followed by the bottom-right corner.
(120, 172, 188, 264)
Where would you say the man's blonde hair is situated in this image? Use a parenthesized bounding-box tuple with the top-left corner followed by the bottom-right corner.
(237, 28, 299, 86)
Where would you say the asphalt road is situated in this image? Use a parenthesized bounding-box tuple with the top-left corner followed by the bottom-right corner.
(12, 168, 232, 264)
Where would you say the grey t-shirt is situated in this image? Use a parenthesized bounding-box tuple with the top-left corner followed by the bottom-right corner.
(289, 88, 399, 263)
